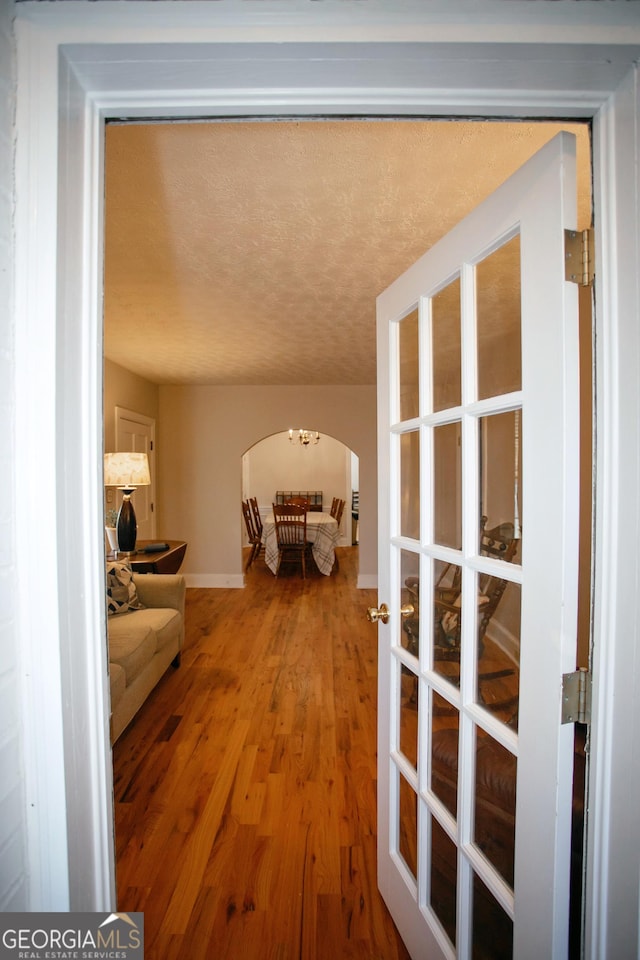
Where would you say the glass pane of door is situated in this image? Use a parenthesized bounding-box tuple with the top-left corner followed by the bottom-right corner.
(434, 421, 461, 549)
(398, 772, 418, 881)
(477, 236, 521, 401)
(399, 307, 420, 421)
(430, 814, 457, 946)
(472, 872, 513, 960)
(433, 277, 461, 412)
(400, 431, 420, 540)
(474, 728, 517, 886)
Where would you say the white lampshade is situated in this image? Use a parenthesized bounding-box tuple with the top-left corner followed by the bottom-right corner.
(104, 451, 151, 488)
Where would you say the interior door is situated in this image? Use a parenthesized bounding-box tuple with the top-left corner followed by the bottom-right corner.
(115, 406, 156, 539)
(375, 133, 580, 959)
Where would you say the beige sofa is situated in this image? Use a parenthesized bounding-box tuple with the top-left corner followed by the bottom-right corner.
(108, 572, 186, 742)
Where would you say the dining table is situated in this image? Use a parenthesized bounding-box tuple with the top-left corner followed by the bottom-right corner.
(262, 510, 339, 576)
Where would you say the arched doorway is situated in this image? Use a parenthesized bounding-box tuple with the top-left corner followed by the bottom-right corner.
(242, 430, 359, 559)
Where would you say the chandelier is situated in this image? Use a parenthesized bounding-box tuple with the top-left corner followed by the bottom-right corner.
(289, 429, 320, 446)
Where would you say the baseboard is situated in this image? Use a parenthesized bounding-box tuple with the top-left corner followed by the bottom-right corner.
(184, 574, 245, 588)
(357, 574, 378, 589)
(485, 619, 519, 665)
(186, 570, 374, 589)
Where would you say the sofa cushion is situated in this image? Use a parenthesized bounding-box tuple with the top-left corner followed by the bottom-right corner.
(109, 661, 126, 710)
(108, 618, 157, 685)
(129, 607, 183, 652)
(106, 559, 145, 616)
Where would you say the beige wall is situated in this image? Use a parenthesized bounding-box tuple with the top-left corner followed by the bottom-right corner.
(103, 366, 377, 585)
(103, 358, 159, 451)
(158, 385, 377, 586)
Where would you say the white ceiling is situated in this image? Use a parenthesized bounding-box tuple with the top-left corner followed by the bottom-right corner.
(104, 119, 591, 386)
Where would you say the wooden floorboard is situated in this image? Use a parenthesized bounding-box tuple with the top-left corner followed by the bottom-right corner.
(113, 547, 411, 960)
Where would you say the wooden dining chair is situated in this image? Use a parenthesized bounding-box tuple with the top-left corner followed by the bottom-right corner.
(249, 497, 264, 562)
(272, 502, 308, 578)
(249, 497, 263, 538)
(327, 498, 345, 573)
(241, 500, 261, 571)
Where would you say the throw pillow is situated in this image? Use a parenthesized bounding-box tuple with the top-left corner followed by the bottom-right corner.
(106, 559, 145, 616)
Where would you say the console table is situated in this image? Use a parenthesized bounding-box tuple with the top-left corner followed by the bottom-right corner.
(274, 490, 323, 511)
(128, 540, 187, 574)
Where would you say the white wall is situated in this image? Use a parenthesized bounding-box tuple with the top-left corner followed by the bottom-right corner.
(158, 384, 377, 587)
(244, 431, 353, 541)
(0, 0, 28, 912)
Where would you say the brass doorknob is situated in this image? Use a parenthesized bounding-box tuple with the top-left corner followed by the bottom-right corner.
(367, 603, 390, 624)
(400, 603, 415, 618)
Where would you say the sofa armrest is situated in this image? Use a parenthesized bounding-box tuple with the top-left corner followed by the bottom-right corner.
(132, 573, 186, 615)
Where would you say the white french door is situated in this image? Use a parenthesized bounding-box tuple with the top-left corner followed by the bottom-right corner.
(375, 133, 580, 959)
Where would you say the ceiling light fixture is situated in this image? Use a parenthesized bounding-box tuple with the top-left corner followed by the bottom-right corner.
(289, 429, 320, 446)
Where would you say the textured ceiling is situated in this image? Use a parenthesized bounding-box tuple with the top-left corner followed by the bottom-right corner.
(104, 119, 591, 386)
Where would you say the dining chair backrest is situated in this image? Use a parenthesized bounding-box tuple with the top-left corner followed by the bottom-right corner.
(272, 503, 308, 577)
(330, 497, 340, 518)
(333, 498, 345, 527)
(249, 496, 263, 537)
(242, 500, 256, 541)
(285, 497, 310, 512)
(273, 502, 307, 545)
(242, 499, 263, 570)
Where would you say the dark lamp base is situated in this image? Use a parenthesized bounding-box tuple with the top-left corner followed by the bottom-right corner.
(116, 491, 137, 554)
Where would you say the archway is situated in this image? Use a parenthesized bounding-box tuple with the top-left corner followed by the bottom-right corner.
(242, 430, 359, 562)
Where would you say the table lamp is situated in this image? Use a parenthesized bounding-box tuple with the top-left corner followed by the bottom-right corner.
(104, 452, 151, 555)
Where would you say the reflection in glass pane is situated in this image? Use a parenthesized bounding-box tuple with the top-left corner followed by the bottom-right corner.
(472, 871, 513, 960)
(474, 731, 516, 888)
(399, 308, 419, 422)
(479, 411, 523, 560)
(400, 431, 420, 540)
(430, 815, 457, 947)
(398, 774, 418, 881)
(433, 560, 462, 688)
(400, 550, 420, 656)
(477, 235, 521, 401)
(434, 422, 461, 548)
(432, 278, 461, 412)
(400, 665, 418, 769)
(477, 582, 521, 731)
(430, 700, 459, 818)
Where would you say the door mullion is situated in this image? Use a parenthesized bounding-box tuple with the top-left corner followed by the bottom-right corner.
(457, 257, 478, 960)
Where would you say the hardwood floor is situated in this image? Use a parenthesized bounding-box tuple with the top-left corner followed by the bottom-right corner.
(113, 547, 411, 960)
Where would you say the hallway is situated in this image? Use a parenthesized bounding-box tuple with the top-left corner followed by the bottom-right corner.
(112, 548, 410, 959)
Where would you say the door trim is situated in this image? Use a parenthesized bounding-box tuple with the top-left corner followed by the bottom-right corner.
(115, 406, 157, 540)
(14, 11, 640, 954)
(586, 66, 640, 959)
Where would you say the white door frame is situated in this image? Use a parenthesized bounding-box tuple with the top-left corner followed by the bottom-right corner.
(13, 6, 640, 955)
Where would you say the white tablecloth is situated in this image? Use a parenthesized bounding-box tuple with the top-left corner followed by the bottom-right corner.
(262, 511, 339, 576)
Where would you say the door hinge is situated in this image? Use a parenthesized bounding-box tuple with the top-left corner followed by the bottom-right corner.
(565, 227, 594, 287)
(561, 668, 591, 725)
